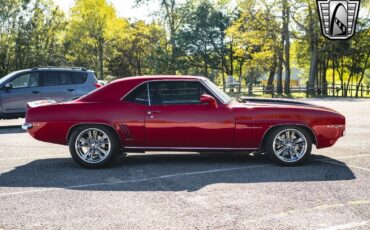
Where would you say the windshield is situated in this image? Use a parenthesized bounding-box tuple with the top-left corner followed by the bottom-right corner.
(202, 79, 232, 104)
(0, 70, 22, 86)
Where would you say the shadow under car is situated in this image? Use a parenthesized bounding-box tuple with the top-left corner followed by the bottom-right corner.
(0, 153, 355, 192)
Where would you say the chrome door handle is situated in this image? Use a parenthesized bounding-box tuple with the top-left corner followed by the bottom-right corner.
(147, 111, 160, 115)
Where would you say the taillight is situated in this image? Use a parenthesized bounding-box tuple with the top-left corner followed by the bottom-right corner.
(94, 83, 102, 88)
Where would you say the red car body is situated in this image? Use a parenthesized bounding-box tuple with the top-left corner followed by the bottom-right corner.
(24, 76, 345, 153)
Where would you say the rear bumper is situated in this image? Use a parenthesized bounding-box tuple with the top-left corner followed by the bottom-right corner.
(22, 123, 33, 130)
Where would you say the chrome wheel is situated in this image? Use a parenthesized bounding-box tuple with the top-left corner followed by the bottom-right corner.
(272, 129, 308, 163)
(74, 128, 111, 164)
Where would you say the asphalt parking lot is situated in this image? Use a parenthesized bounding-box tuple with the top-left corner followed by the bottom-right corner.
(0, 98, 369, 229)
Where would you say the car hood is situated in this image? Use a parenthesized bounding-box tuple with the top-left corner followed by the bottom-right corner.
(234, 98, 340, 114)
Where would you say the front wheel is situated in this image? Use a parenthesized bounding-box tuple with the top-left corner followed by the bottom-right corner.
(266, 126, 312, 166)
(69, 125, 119, 168)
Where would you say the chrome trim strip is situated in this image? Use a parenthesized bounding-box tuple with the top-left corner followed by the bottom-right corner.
(146, 82, 151, 106)
(326, 124, 344, 128)
(124, 146, 258, 151)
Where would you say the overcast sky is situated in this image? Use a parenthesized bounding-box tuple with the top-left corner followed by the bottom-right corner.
(55, 0, 161, 21)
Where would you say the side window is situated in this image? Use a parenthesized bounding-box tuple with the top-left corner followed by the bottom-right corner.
(11, 72, 40, 89)
(42, 71, 62, 86)
(69, 72, 88, 84)
(124, 83, 149, 105)
(60, 72, 68, 85)
(149, 81, 209, 105)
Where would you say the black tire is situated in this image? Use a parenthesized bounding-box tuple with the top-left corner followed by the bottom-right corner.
(266, 126, 312, 166)
(69, 125, 120, 168)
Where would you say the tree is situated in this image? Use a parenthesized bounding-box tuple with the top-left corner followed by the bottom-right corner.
(282, 0, 291, 94)
(28, 0, 66, 67)
(347, 22, 370, 97)
(176, 1, 224, 79)
(228, 0, 277, 92)
(136, 0, 189, 74)
(291, 0, 321, 95)
(108, 21, 168, 77)
(65, 0, 124, 79)
(0, 0, 369, 99)
(0, 0, 65, 76)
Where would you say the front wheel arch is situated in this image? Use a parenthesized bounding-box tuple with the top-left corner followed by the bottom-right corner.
(260, 124, 317, 152)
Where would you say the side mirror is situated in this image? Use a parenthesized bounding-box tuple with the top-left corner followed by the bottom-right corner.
(4, 82, 12, 91)
(200, 94, 218, 108)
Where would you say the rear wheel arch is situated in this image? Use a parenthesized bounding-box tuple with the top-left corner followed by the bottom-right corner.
(66, 123, 121, 146)
(260, 124, 317, 151)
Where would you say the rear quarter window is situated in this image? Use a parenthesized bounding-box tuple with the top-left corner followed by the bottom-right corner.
(124, 83, 149, 105)
(68, 72, 88, 84)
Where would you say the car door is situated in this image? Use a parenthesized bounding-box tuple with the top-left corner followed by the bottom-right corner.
(40, 71, 75, 102)
(0, 72, 42, 114)
(121, 83, 150, 147)
(144, 80, 234, 148)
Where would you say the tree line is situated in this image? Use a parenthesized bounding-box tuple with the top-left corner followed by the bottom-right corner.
(0, 0, 369, 96)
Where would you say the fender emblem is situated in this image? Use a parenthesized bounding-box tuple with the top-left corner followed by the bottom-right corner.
(240, 125, 262, 129)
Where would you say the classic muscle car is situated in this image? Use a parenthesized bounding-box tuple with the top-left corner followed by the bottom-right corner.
(23, 76, 345, 168)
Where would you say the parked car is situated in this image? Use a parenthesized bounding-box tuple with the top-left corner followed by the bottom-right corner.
(98, 80, 108, 86)
(0, 67, 101, 118)
(23, 75, 345, 168)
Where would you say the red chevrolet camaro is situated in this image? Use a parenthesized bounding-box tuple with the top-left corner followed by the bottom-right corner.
(23, 76, 345, 168)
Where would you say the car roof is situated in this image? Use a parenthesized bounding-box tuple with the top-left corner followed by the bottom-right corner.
(30, 67, 93, 72)
(111, 75, 207, 83)
(79, 75, 207, 102)
(0, 67, 94, 86)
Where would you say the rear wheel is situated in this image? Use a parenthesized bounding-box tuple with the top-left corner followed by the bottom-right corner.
(266, 126, 312, 166)
(69, 125, 119, 168)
